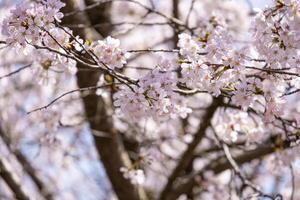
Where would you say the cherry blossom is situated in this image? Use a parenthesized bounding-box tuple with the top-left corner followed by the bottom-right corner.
(114, 68, 191, 120)
(31, 49, 76, 84)
(120, 167, 145, 185)
(1, 0, 65, 48)
(88, 36, 129, 69)
(1, 0, 300, 199)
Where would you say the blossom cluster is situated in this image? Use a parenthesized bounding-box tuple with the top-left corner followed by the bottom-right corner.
(1, 0, 75, 84)
(1, 0, 129, 83)
(1, 0, 65, 47)
(87, 36, 129, 69)
(177, 1, 300, 123)
(114, 68, 191, 120)
(252, 0, 300, 69)
(178, 23, 247, 97)
(214, 109, 265, 143)
(32, 49, 76, 84)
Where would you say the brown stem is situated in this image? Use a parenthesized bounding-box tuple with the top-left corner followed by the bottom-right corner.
(159, 98, 222, 200)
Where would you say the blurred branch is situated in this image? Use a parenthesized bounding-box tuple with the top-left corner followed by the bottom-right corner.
(185, 0, 196, 26)
(64, 21, 173, 29)
(84, 0, 112, 37)
(27, 84, 113, 114)
(112, 11, 151, 37)
(0, 63, 31, 80)
(290, 164, 295, 200)
(159, 98, 222, 200)
(0, 158, 30, 200)
(211, 129, 275, 199)
(169, 137, 293, 200)
(172, 0, 180, 46)
(64, 0, 189, 30)
(0, 127, 55, 200)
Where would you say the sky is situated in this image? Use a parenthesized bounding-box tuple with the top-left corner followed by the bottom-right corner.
(250, 0, 274, 7)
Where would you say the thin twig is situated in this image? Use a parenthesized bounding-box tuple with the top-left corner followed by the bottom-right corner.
(65, 21, 173, 28)
(128, 49, 179, 53)
(282, 89, 300, 97)
(27, 84, 113, 114)
(65, 0, 189, 30)
(246, 66, 299, 76)
(0, 63, 32, 80)
(211, 127, 275, 200)
(185, 0, 196, 26)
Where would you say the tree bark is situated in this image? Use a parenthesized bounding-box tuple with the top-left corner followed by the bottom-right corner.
(61, 1, 147, 199)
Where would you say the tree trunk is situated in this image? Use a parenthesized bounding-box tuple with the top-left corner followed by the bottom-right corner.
(61, 1, 147, 199)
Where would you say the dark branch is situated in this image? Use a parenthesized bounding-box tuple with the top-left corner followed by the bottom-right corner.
(0, 158, 30, 200)
(159, 98, 222, 200)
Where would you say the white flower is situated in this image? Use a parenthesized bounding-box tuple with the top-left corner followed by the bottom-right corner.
(90, 36, 129, 69)
(120, 167, 145, 185)
(178, 33, 200, 59)
(1, 0, 66, 48)
(114, 69, 190, 120)
(31, 49, 76, 84)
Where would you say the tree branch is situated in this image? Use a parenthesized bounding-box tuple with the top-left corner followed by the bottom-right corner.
(159, 98, 222, 200)
(0, 63, 31, 80)
(61, 1, 148, 199)
(0, 127, 55, 200)
(168, 137, 292, 200)
(84, 0, 112, 37)
(0, 158, 30, 200)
